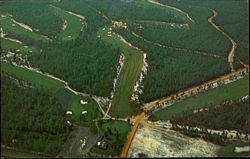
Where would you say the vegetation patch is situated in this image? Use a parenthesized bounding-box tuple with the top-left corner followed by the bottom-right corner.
(51, 5, 86, 41)
(1, 0, 62, 38)
(1, 75, 70, 155)
(90, 120, 131, 156)
(0, 15, 49, 43)
(1, 62, 65, 93)
(150, 75, 249, 121)
(98, 27, 143, 117)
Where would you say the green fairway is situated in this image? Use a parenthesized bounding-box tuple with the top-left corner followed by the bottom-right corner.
(1, 62, 65, 93)
(1, 38, 38, 53)
(68, 94, 102, 123)
(51, 5, 85, 41)
(1, 62, 101, 122)
(98, 27, 144, 118)
(151, 75, 249, 120)
(218, 141, 250, 157)
(0, 15, 49, 42)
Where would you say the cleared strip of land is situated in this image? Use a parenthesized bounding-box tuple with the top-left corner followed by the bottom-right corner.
(151, 75, 249, 120)
(1, 38, 38, 53)
(0, 15, 49, 42)
(51, 5, 86, 41)
(98, 27, 144, 118)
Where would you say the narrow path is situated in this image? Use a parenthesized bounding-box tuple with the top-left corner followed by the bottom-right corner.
(208, 9, 237, 72)
(131, 31, 226, 59)
(147, 0, 195, 23)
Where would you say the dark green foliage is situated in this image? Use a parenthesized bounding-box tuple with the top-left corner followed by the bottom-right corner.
(55, 88, 72, 110)
(90, 120, 131, 156)
(114, 28, 230, 102)
(1, 74, 70, 155)
(1, 0, 63, 38)
(158, 0, 249, 64)
(170, 99, 249, 134)
(84, 0, 189, 23)
(29, 37, 120, 97)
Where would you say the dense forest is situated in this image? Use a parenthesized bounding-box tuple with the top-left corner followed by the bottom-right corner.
(169, 99, 249, 134)
(158, 0, 249, 64)
(29, 37, 120, 97)
(0, 0, 63, 38)
(114, 28, 230, 102)
(1, 74, 70, 155)
(83, 0, 190, 24)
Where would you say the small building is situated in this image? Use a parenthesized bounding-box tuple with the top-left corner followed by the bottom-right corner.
(80, 100, 88, 105)
(102, 28, 105, 31)
(97, 141, 107, 150)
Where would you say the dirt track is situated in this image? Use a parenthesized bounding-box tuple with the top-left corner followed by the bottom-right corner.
(208, 9, 237, 72)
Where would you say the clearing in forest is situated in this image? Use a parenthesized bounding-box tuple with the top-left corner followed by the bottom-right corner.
(51, 5, 86, 41)
(0, 15, 49, 42)
(98, 27, 144, 118)
(150, 75, 249, 121)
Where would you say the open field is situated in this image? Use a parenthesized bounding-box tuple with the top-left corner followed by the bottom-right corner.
(0, 15, 49, 43)
(1, 62, 65, 93)
(98, 27, 144, 118)
(51, 5, 85, 41)
(1, 62, 101, 124)
(1, 38, 38, 54)
(150, 75, 249, 121)
(218, 141, 250, 157)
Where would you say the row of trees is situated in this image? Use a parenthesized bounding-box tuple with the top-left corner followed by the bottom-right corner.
(1, 74, 70, 155)
(170, 99, 249, 134)
(114, 28, 230, 102)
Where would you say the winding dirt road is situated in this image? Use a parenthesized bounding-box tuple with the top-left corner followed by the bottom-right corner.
(208, 9, 237, 72)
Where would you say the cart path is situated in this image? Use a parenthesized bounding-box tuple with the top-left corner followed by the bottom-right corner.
(208, 9, 237, 72)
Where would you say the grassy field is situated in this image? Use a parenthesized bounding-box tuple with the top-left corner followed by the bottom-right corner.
(1, 62, 65, 93)
(0, 15, 48, 42)
(1, 147, 51, 158)
(98, 27, 144, 118)
(150, 75, 249, 120)
(1, 38, 38, 53)
(218, 141, 250, 157)
(68, 94, 102, 123)
(1, 62, 102, 123)
(51, 5, 85, 41)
